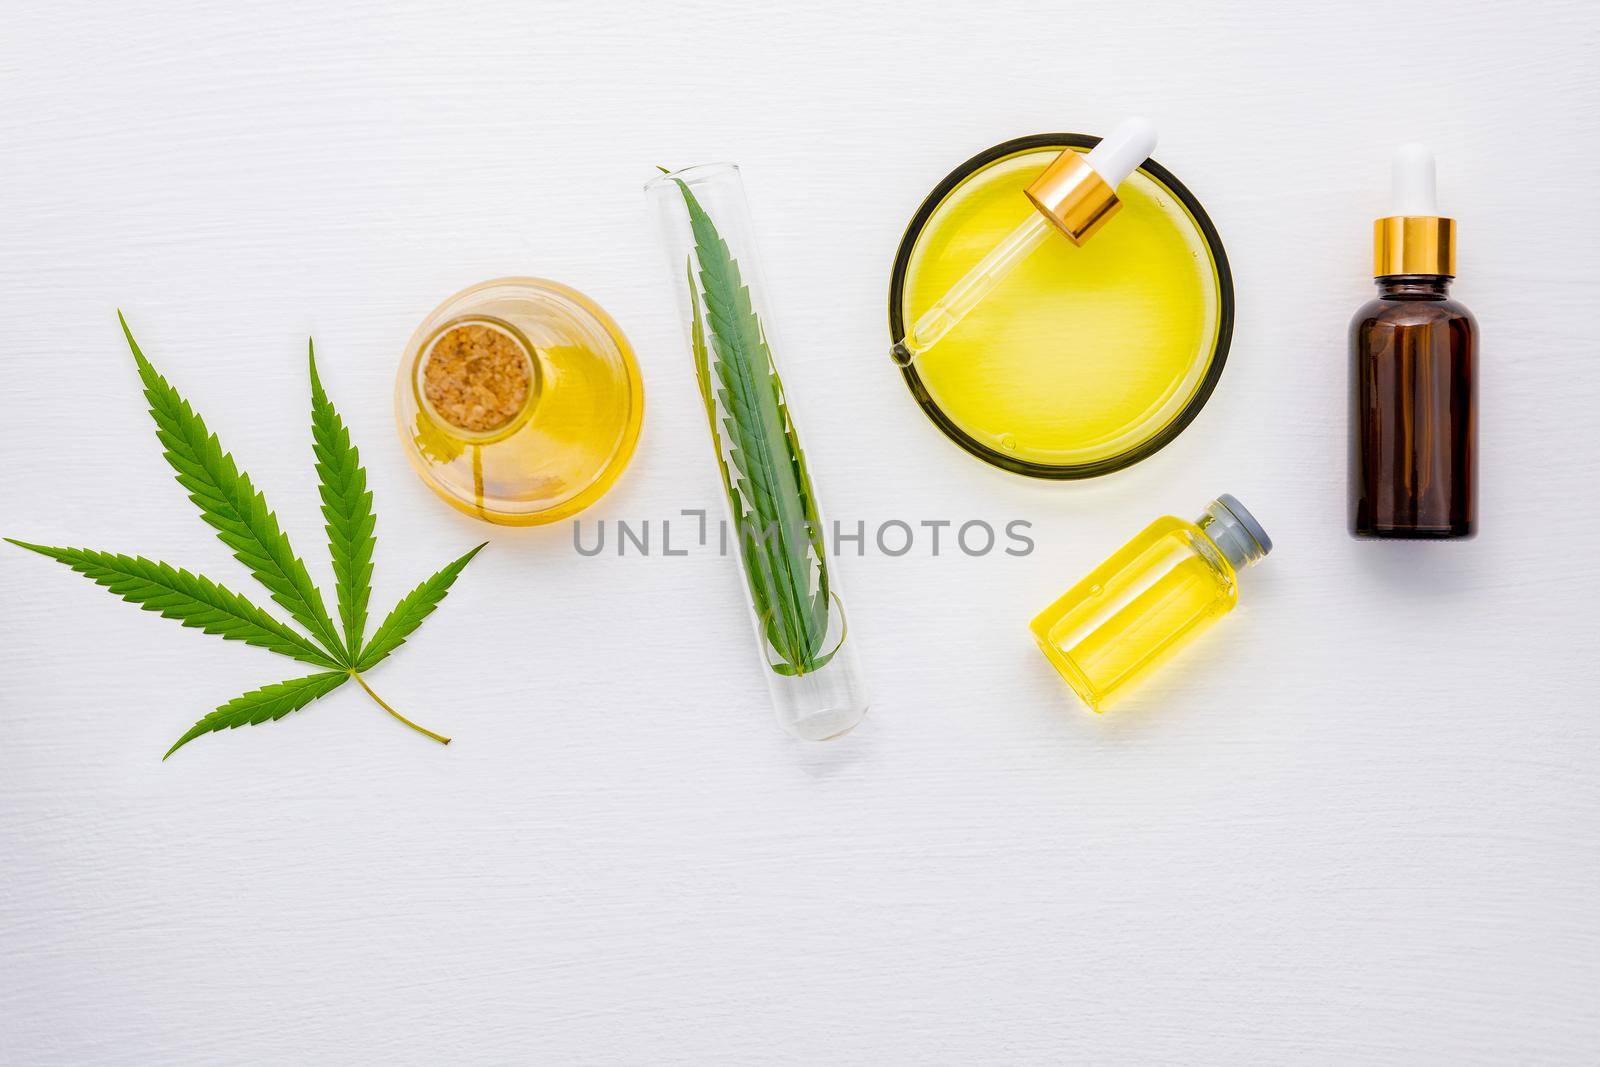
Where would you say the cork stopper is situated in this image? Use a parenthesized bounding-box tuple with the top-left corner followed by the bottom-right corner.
(421, 319, 535, 435)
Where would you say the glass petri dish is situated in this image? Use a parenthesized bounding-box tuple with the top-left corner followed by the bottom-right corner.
(396, 278, 644, 524)
(889, 134, 1233, 478)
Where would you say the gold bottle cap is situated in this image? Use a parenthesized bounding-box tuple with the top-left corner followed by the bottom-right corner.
(1374, 216, 1456, 277)
(1025, 153, 1121, 245)
(1024, 118, 1157, 246)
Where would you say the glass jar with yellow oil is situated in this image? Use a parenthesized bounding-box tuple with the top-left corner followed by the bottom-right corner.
(1030, 495, 1271, 711)
(889, 131, 1233, 477)
(395, 278, 644, 524)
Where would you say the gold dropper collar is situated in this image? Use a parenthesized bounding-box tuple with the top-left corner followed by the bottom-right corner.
(1025, 151, 1121, 246)
(1374, 216, 1456, 277)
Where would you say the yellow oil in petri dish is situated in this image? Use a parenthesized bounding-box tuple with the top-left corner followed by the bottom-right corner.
(894, 138, 1231, 477)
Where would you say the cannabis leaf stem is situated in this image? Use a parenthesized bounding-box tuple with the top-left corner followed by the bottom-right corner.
(9, 316, 485, 757)
(350, 672, 450, 746)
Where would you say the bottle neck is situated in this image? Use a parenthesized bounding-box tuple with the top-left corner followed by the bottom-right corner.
(1196, 495, 1272, 572)
(1375, 274, 1452, 299)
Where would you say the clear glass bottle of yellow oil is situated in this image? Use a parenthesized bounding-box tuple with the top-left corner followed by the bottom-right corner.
(394, 278, 644, 525)
(1030, 495, 1271, 711)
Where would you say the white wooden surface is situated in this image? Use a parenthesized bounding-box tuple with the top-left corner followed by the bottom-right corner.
(3, 2, 1597, 1062)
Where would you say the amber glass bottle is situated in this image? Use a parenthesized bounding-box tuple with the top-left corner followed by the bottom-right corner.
(1350, 146, 1476, 539)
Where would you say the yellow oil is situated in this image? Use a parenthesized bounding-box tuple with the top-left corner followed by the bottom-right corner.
(397, 279, 643, 526)
(1030, 517, 1236, 711)
(903, 148, 1222, 469)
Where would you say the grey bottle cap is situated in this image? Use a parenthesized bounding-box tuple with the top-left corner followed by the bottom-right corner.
(1203, 494, 1272, 570)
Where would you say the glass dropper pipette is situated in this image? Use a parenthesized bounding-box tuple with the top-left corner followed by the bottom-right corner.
(891, 118, 1158, 367)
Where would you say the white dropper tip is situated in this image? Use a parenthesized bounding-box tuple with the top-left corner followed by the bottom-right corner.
(1084, 117, 1158, 188)
(1392, 142, 1438, 216)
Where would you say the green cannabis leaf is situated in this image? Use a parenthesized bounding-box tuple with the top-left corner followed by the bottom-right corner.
(672, 178, 835, 676)
(0, 544, 343, 669)
(309, 345, 376, 658)
(8, 315, 486, 758)
(164, 671, 351, 759)
(121, 315, 346, 658)
(355, 542, 484, 673)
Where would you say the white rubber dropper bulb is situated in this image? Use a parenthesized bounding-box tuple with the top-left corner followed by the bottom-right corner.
(1084, 117, 1159, 188)
(1391, 143, 1438, 216)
